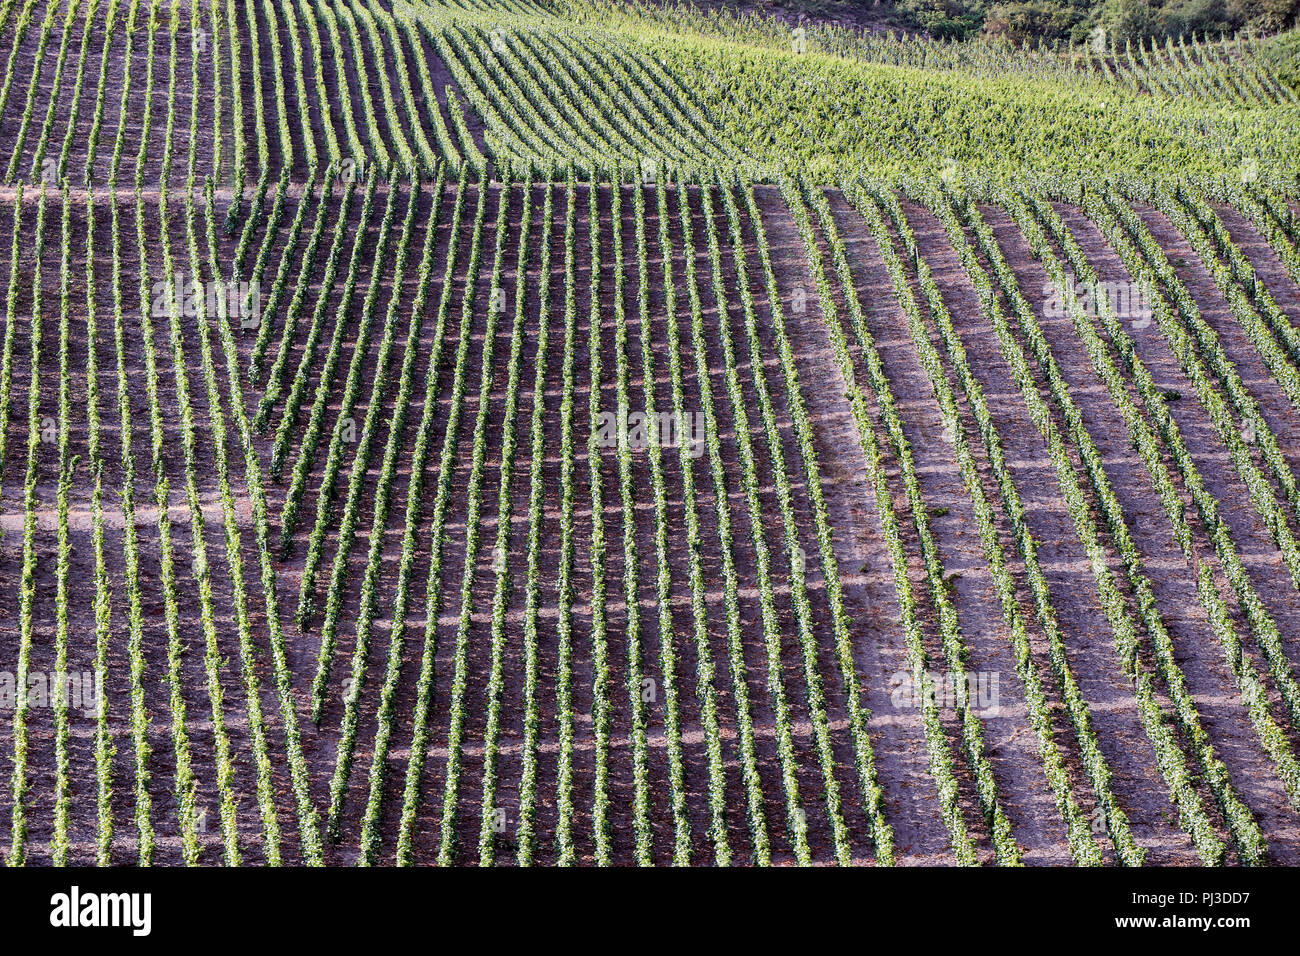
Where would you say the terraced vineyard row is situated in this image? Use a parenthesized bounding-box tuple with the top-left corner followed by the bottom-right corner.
(0, 0, 761, 189)
(1, 0, 1299, 867)
(4, 0, 1294, 191)
(0, 165, 1297, 865)
(602, 0, 1298, 106)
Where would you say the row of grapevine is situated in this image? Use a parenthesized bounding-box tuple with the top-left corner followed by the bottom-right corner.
(50, 186, 76, 864)
(271, 170, 384, 531)
(326, 165, 449, 840)
(290, 173, 402, 619)
(733, 178, 903, 861)
(199, 177, 324, 864)
(1110, 190, 1300, 554)
(2, 162, 1297, 865)
(842, 180, 1123, 865)
(1159, 187, 1300, 437)
(582, 172, 613, 863)
(569, 0, 1296, 107)
(631, 180, 692, 864)
(156, 166, 244, 863)
(355, 166, 471, 864)
(607, 179, 654, 862)
(1003, 184, 1293, 859)
(712, 180, 824, 863)
(869, 181, 1170, 864)
(784, 178, 1017, 864)
(4, 0, 70, 182)
(0, 0, 476, 187)
(672, 182, 769, 862)
(306, 176, 422, 720)
(547, 173, 579, 864)
(0, 183, 24, 494)
(267, 169, 379, 476)
(248, 169, 331, 382)
(924, 180, 1238, 862)
(82, 0, 127, 184)
(7, 185, 46, 865)
(1, 180, 336, 864)
(254, 173, 360, 425)
(128, 167, 203, 865)
(393, 176, 492, 865)
(477, 178, 548, 865)
(4, 0, 1297, 189)
(108, 188, 157, 863)
(81, 193, 114, 864)
(1052, 187, 1300, 812)
(181, 183, 285, 862)
(436, 177, 516, 864)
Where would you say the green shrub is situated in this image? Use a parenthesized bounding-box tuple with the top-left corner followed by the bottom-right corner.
(984, 1, 1080, 41)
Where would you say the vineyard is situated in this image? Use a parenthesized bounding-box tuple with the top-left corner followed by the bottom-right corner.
(0, 0, 1297, 867)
